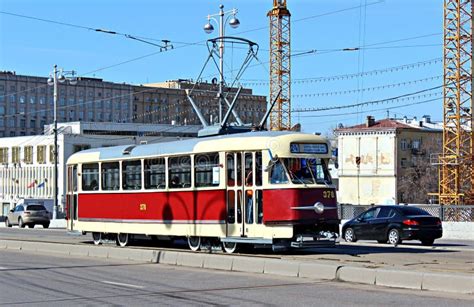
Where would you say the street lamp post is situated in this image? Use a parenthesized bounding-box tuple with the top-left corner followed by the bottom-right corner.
(47, 65, 77, 220)
(204, 4, 240, 124)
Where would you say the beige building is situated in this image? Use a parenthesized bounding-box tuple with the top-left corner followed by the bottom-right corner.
(335, 116, 442, 205)
(133, 80, 267, 126)
(0, 72, 267, 137)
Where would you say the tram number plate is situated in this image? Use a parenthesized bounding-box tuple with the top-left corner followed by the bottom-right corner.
(323, 190, 335, 199)
(139, 203, 147, 211)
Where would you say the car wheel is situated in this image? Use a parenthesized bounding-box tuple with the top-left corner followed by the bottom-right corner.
(344, 228, 357, 242)
(388, 228, 401, 245)
(5, 218, 12, 228)
(43, 223, 50, 229)
(421, 239, 434, 246)
(18, 218, 25, 228)
(28, 224, 35, 228)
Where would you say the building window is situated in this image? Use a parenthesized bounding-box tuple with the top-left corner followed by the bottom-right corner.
(400, 139, 408, 150)
(412, 139, 421, 150)
(401, 158, 408, 168)
(49, 145, 56, 163)
(195, 153, 220, 187)
(29, 96, 35, 104)
(12, 147, 20, 163)
(73, 144, 91, 153)
(0, 147, 8, 163)
(30, 120, 36, 129)
(0, 106, 4, 115)
(24, 146, 33, 164)
(144, 158, 166, 189)
(122, 160, 142, 190)
(37, 145, 46, 164)
(19, 96, 25, 104)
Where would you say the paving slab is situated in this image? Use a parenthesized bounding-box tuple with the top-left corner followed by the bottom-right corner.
(176, 252, 205, 268)
(203, 254, 234, 271)
(376, 269, 423, 290)
(298, 262, 339, 280)
(158, 251, 179, 265)
(337, 266, 376, 285)
(232, 257, 265, 274)
(264, 259, 299, 277)
(422, 272, 474, 294)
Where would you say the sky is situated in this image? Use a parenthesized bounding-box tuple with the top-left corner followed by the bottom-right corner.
(0, 0, 443, 135)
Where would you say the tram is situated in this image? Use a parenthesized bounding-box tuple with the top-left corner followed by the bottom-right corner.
(66, 131, 339, 253)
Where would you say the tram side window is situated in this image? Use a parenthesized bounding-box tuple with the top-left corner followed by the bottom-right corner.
(169, 156, 191, 188)
(122, 160, 142, 190)
(102, 162, 120, 190)
(82, 163, 99, 191)
(195, 153, 220, 187)
(270, 161, 289, 184)
(144, 158, 166, 189)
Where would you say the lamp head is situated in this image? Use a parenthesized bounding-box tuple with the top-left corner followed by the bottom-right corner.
(47, 76, 54, 86)
(229, 17, 240, 28)
(69, 77, 78, 85)
(58, 74, 66, 83)
(204, 22, 214, 34)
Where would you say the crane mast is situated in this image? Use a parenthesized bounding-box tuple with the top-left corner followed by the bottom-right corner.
(268, 0, 291, 130)
(439, 0, 473, 205)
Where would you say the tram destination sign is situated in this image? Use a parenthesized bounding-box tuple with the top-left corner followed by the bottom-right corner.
(290, 143, 328, 154)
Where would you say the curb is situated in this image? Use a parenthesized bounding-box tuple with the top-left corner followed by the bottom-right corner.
(1, 240, 472, 295)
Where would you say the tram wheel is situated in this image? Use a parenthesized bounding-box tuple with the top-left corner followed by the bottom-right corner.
(222, 241, 238, 254)
(187, 236, 201, 251)
(92, 232, 102, 245)
(116, 233, 129, 247)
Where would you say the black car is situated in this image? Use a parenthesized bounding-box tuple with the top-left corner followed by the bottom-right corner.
(342, 206, 442, 246)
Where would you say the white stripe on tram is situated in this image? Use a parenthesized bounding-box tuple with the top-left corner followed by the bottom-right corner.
(101, 281, 145, 289)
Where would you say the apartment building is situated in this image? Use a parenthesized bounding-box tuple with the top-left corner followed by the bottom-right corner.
(0, 72, 267, 137)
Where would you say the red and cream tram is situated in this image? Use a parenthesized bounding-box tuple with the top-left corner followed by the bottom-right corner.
(66, 131, 339, 253)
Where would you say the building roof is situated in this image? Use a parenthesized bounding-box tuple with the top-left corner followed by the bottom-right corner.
(336, 117, 443, 133)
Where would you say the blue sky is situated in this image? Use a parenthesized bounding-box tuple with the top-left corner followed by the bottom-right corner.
(0, 0, 443, 134)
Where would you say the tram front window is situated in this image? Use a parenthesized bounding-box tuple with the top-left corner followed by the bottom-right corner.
(283, 158, 331, 185)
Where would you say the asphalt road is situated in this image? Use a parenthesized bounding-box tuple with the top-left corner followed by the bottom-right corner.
(1, 249, 472, 306)
(1, 227, 472, 275)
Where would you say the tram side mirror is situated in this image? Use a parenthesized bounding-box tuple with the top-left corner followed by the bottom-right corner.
(10, 209, 14, 213)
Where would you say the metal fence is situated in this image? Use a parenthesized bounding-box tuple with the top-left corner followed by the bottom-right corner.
(338, 204, 474, 222)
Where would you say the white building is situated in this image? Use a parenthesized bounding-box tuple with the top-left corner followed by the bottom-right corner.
(335, 115, 443, 205)
(0, 122, 200, 217)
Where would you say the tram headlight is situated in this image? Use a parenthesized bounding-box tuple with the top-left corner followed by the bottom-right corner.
(314, 202, 325, 214)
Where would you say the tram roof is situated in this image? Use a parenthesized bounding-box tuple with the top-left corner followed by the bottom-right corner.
(67, 131, 330, 164)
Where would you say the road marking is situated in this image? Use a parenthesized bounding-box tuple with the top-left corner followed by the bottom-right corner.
(101, 281, 144, 289)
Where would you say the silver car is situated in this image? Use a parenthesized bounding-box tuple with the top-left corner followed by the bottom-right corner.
(5, 204, 50, 228)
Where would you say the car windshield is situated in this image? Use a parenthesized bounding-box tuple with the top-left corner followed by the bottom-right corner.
(26, 205, 46, 211)
(398, 207, 430, 216)
(283, 158, 332, 185)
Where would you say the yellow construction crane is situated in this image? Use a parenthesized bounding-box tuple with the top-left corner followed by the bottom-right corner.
(437, 0, 473, 205)
(268, 0, 291, 130)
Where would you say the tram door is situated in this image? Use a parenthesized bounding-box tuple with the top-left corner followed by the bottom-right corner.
(66, 165, 78, 231)
(225, 152, 263, 238)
